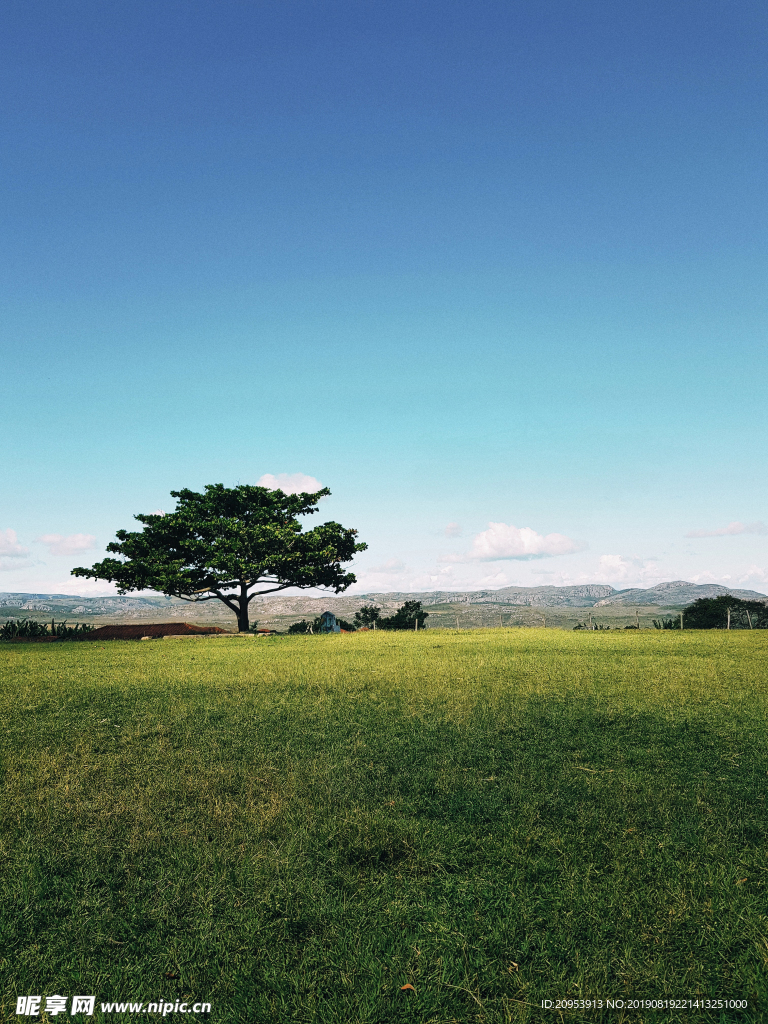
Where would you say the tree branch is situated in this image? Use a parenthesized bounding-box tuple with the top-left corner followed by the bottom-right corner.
(212, 590, 240, 614)
(177, 591, 240, 614)
(245, 583, 294, 603)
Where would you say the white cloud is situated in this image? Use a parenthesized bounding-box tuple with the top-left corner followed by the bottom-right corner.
(444, 522, 462, 537)
(477, 569, 510, 586)
(37, 533, 97, 557)
(738, 565, 768, 585)
(348, 559, 460, 594)
(689, 570, 725, 583)
(596, 554, 660, 584)
(257, 473, 324, 495)
(24, 577, 125, 597)
(367, 558, 406, 574)
(686, 520, 767, 538)
(448, 522, 583, 562)
(0, 529, 34, 571)
(0, 529, 29, 558)
(0, 559, 37, 573)
(528, 555, 665, 588)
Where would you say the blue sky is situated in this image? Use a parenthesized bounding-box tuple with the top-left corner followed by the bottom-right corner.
(2, 0, 767, 597)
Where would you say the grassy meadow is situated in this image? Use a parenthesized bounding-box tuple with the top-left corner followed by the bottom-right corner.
(1, 629, 766, 1023)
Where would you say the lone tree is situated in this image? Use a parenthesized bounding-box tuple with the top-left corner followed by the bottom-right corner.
(379, 600, 428, 630)
(71, 483, 366, 632)
(353, 605, 381, 629)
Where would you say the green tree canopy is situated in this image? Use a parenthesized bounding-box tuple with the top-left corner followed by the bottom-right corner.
(353, 605, 381, 628)
(683, 596, 767, 629)
(379, 600, 428, 630)
(287, 619, 311, 634)
(71, 483, 366, 632)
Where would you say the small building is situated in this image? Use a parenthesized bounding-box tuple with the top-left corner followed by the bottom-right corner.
(318, 610, 340, 633)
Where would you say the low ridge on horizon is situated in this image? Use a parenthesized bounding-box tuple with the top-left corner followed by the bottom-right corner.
(2, 580, 766, 610)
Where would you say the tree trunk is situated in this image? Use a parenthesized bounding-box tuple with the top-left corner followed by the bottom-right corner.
(237, 583, 250, 632)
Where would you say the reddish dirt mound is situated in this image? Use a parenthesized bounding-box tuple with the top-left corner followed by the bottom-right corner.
(81, 623, 231, 640)
(4, 637, 62, 643)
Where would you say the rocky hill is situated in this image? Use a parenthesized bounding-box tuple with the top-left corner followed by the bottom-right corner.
(249, 584, 616, 615)
(2, 581, 765, 628)
(594, 581, 767, 606)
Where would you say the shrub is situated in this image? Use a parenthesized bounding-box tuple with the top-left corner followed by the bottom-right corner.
(0, 619, 94, 640)
(353, 606, 381, 628)
(1, 619, 50, 639)
(378, 601, 428, 630)
(288, 620, 311, 634)
(53, 621, 94, 638)
(684, 597, 768, 629)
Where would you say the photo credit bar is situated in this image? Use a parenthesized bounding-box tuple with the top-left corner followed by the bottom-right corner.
(102, 1001, 212, 1015)
(15, 996, 212, 1015)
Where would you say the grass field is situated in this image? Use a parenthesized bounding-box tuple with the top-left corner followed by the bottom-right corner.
(1, 630, 766, 1023)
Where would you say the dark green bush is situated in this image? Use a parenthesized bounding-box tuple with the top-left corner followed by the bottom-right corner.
(0, 619, 94, 640)
(1, 619, 50, 639)
(683, 596, 768, 629)
(353, 605, 381, 628)
(288, 620, 311, 634)
(378, 601, 428, 630)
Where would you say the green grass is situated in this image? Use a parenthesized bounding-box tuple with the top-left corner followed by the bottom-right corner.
(1, 630, 766, 1023)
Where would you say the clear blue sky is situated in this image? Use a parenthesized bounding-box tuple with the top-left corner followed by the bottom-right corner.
(2, 0, 767, 597)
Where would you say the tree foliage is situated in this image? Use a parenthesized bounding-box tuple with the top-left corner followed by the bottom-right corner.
(353, 605, 381, 629)
(1, 619, 50, 639)
(288, 615, 356, 634)
(378, 600, 428, 630)
(0, 619, 94, 640)
(288, 619, 311, 634)
(72, 483, 366, 632)
(683, 596, 768, 629)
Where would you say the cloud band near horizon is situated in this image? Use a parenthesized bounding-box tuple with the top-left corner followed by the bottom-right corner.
(686, 521, 767, 538)
(446, 521, 584, 562)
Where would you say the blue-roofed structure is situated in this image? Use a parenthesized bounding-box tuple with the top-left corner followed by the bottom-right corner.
(318, 610, 340, 633)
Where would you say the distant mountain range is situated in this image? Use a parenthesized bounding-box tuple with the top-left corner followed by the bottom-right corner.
(335, 581, 766, 610)
(1, 580, 765, 623)
(593, 581, 768, 606)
